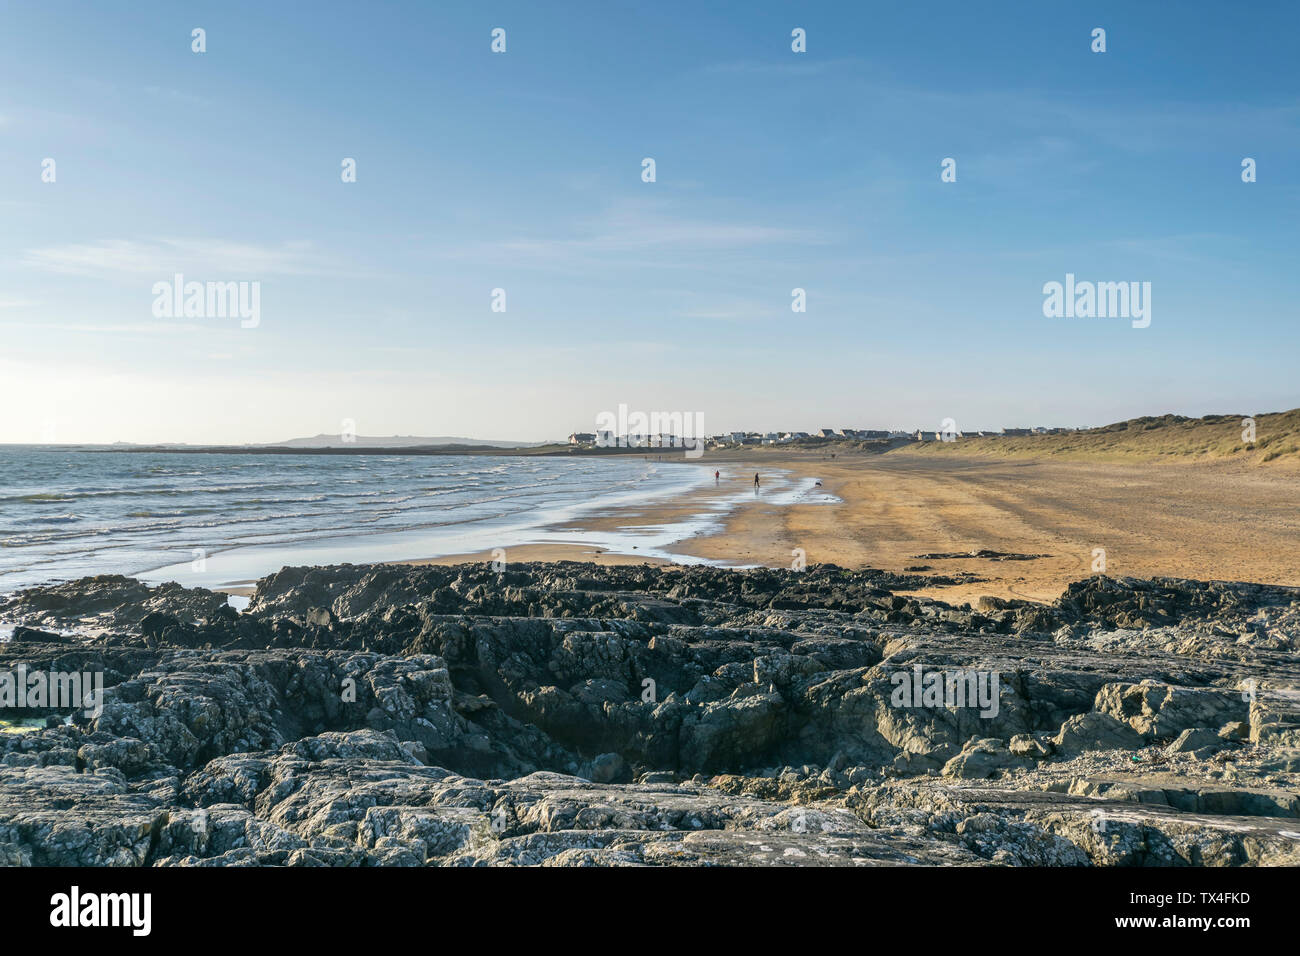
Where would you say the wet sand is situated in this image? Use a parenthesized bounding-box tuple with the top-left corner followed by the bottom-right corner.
(404, 449, 1300, 606)
(669, 451, 1300, 603)
(407, 469, 771, 570)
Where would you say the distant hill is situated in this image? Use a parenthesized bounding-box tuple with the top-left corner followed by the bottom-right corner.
(891, 409, 1300, 465)
(267, 434, 546, 449)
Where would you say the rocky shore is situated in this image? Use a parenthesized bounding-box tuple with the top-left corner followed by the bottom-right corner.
(2, 562, 1298, 866)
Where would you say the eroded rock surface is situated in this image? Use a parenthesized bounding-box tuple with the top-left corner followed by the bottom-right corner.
(1, 563, 1297, 866)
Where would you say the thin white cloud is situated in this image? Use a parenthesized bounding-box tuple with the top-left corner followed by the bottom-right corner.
(451, 199, 822, 271)
(1, 320, 206, 334)
(23, 238, 330, 278)
(678, 296, 785, 322)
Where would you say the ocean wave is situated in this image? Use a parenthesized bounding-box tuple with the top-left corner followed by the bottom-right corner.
(22, 513, 82, 524)
(0, 451, 710, 591)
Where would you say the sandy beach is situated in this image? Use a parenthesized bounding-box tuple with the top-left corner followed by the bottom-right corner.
(413, 448, 1300, 605)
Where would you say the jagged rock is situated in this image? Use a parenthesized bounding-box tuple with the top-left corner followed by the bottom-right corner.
(1095, 682, 1247, 738)
(1220, 721, 1250, 740)
(0, 765, 165, 865)
(1165, 727, 1225, 757)
(1008, 733, 1052, 758)
(304, 607, 335, 628)
(942, 738, 1033, 779)
(1, 562, 1298, 866)
(1053, 713, 1144, 755)
(587, 752, 625, 784)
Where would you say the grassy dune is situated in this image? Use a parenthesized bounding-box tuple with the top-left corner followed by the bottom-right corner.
(891, 409, 1300, 465)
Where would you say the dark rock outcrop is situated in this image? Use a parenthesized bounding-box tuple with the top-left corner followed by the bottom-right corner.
(1, 563, 1297, 866)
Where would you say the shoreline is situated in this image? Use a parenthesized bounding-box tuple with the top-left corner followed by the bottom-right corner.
(202, 449, 1300, 606)
(11, 447, 1293, 609)
(383, 448, 1300, 606)
(206, 463, 831, 598)
(391, 464, 828, 574)
(118, 456, 724, 597)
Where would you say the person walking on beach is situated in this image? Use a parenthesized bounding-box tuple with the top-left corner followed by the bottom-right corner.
(714, 470, 720, 485)
(753, 473, 760, 490)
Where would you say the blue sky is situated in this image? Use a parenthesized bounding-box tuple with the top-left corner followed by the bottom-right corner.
(2, 0, 1297, 443)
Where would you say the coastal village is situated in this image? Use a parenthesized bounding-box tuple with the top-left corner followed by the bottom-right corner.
(567, 425, 1084, 449)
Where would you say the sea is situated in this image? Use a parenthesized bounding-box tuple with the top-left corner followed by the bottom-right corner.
(0, 447, 830, 597)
